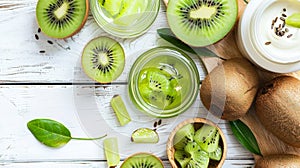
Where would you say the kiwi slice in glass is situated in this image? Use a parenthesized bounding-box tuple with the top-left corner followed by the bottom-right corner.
(36, 0, 89, 39)
(121, 153, 164, 168)
(138, 67, 181, 109)
(194, 124, 220, 153)
(167, 0, 238, 47)
(81, 36, 125, 83)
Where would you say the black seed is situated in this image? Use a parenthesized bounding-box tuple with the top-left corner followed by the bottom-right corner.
(280, 17, 285, 21)
(265, 42, 271, 45)
(38, 28, 41, 33)
(35, 34, 39, 40)
(154, 121, 157, 128)
(282, 13, 287, 17)
(274, 17, 278, 22)
(287, 34, 293, 38)
(158, 119, 162, 125)
(283, 8, 286, 12)
(39, 50, 46, 53)
(47, 40, 54, 44)
(285, 28, 289, 32)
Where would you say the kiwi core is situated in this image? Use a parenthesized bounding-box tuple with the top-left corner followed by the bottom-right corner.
(190, 6, 216, 19)
(54, 2, 69, 19)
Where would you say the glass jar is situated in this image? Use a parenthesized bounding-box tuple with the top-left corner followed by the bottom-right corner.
(237, 0, 300, 73)
(128, 47, 200, 118)
(90, 0, 160, 38)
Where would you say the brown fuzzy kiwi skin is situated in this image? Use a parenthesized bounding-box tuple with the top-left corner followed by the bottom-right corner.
(255, 76, 300, 148)
(255, 154, 300, 168)
(200, 58, 260, 121)
(36, 0, 89, 39)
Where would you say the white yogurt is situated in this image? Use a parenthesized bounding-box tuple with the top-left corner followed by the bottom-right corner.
(237, 0, 300, 73)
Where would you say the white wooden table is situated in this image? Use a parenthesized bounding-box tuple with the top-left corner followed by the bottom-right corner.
(0, 1, 255, 167)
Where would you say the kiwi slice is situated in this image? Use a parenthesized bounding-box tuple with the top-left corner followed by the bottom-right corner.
(167, 0, 238, 47)
(103, 137, 120, 167)
(99, 0, 122, 17)
(110, 95, 131, 126)
(120, 153, 164, 168)
(114, 0, 147, 25)
(173, 123, 195, 150)
(286, 13, 300, 28)
(131, 128, 159, 143)
(194, 124, 220, 153)
(184, 142, 210, 168)
(208, 145, 222, 161)
(174, 150, 191, 168)
(81, 36, 125, 83)
(138, 67, 180, 109)
(186, 151, 210, 168)
(36, 0, 89, 39)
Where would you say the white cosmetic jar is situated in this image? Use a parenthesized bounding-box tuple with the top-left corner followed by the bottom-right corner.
(237, 0, 300, 73)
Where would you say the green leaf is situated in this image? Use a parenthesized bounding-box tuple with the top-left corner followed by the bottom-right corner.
(229, 120, 262, 155)
(286, 13, 300, 28)
(157, 28, 219, 57)
(27, 119, 107, 148)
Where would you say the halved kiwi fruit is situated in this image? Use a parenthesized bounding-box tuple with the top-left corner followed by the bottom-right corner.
(120, 153, 164, 168)
(81, 36, 125, 83)
(36, 0, 89, 39)
(167, 0, 238, 47)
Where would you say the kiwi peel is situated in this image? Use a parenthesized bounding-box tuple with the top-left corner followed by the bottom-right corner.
(120, 153, 164, 168)
(81, 36, 125, 84)
(167, 0, 238, 47)
(36, 0, 89, 39)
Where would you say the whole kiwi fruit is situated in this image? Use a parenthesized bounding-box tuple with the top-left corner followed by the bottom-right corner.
(200, 58, 259, 121)
(255, 76, 300, 147)
(255, 154, 300, 168)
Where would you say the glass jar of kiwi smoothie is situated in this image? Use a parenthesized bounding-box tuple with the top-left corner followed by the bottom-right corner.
(237, 0, 300, 73)
(128, 47, 200, 118)
(90, 0, 160, 38)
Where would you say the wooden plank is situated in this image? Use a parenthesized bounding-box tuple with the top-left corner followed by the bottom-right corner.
(0, 1, 207, 83)
(0, 160, 254, 168)
(0, 85, 253, 162)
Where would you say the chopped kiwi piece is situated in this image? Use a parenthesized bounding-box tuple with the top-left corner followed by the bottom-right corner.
(100, 0, 123, 17)
(121, 153, 164, 168)
(131, 128, 159, 143)
(138, 67, 181, 110)
(194, 124, 220, 153)
(110, 95, 131, 126)
(81, 36, 125, 83)
(209, 145, 222, 161)
(36, 0, 89, 39)
(175, 150, 191, 168)
(114, 0, 147, 25)
(103, 137, 120, 167)
(173, 123, 195, 150)
(167, 0, 238, 47)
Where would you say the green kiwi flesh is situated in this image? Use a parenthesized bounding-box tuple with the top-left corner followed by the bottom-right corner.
(81, 36, 125, 83)
(208, 145, 222, 161)
(36, 0, 88, 39)
(103, 137, 120, 167)
(167, 0, 238, 47)
(194, 124, 220, 153)
(138, 67, 181, 110)
(131, 128, 159, 143)
(121, 153, 164, 168)
(175, 150, 191, 168)
(110, 95, 131, 126)
(173, 123, 195, 150)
